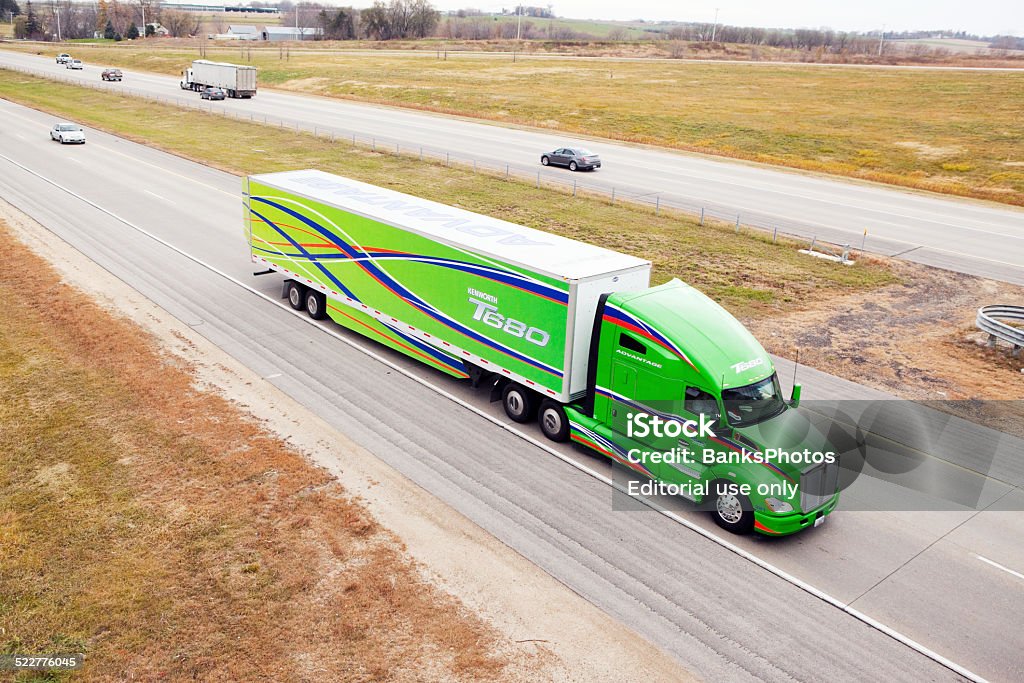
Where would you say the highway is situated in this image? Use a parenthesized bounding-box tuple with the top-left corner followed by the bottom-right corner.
(1, 49, 1023, 285)
(2, 98, 1023, 682)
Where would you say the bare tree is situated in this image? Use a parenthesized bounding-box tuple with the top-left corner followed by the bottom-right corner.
(160, 8, 196, 37)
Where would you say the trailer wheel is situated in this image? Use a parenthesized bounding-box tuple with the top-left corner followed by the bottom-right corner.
(710, 480, 754, 535)
(286, 281, 305, 311)
(502, 383, 535, 423)
(305, 290, 327, 320)
(538, 400, 570, 442)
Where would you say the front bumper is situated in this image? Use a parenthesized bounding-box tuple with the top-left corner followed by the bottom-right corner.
(753, 495, 838, 536)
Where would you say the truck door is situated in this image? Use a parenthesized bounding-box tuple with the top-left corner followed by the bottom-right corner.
(608, 361, 636, 435)
(655, 385, 719, 489)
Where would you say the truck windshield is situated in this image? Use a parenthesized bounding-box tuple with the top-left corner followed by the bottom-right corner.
(722, 373, 786, 427)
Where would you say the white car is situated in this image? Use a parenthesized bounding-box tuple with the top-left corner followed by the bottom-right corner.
(66, 59, 83, 70)
(56, 53, 71, 64)
(50, 122, 86, 144)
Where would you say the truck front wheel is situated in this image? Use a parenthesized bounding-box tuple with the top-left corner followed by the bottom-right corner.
(710, 480, 754, 534)
(538, 400, 569, 442)
(502, 383, 536, 423)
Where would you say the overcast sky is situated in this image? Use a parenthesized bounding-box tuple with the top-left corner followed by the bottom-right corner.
(432, 0, 1022, 37)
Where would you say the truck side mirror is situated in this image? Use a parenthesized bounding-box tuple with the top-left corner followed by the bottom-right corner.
(789, 383, 802, 408)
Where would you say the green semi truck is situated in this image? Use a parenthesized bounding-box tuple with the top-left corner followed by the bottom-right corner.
(245, 169, 840, 535)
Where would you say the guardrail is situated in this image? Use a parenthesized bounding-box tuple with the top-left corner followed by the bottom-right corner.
(977, 305, 1024, 356)
(4, 62, 865, 263)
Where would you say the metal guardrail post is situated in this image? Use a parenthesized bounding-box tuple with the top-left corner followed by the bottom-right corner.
(976, 305, 1024, 356)
(699, 207, 704, 225)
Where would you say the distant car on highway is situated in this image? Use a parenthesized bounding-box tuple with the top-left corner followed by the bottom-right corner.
(50, 122, 86, 144)
(540, 147, 601, 172)
(200, 86, 226, 101)
(56, 53, 71, 64)
(101, 68, 123, 81)
(66, 59, 83, 70)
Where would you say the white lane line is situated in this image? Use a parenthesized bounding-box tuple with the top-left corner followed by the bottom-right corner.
(0, 150, 990, 683)
(144, 189, 169, 202)
(264, 373, 283, 379)
(976, 555, 1024, 582)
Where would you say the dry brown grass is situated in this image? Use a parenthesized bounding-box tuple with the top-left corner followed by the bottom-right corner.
(745, 258, 1024, 406)
(0, 218, 513, 681)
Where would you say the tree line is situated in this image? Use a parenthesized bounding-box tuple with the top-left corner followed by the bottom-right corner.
(282, 0, 438, 41)
(10, 0, 201, 40)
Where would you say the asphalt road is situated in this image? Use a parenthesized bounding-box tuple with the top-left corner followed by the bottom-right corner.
(1, 49, 1023, 286)
(3, 98, 1023, 682)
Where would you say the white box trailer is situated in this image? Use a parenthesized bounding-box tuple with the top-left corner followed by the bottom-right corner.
(245, 170, 651, 402)
(180, 60, 257, 98)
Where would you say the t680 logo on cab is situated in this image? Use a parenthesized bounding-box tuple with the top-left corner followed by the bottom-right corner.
(469, 297, 551, 347)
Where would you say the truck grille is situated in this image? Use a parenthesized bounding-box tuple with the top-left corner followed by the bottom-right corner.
(800, 461, 839, 513)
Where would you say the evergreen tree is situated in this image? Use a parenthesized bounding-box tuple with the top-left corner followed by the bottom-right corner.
(126, 22, 138, 39)
(23, 0, 40, 38)
(104, 18, 114, 39)
(0, 0, 21, 19)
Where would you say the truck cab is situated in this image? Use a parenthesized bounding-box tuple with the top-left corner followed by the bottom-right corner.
(564, 280, 840, 535)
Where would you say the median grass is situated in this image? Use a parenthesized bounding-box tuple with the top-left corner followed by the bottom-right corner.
(0, 69, 896, 318)
(6, 43, 1024, 205)
(0, 217, 513, 680)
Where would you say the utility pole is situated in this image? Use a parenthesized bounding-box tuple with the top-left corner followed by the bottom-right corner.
(515, 5, 522, 41)
(55, 4, 61, 41)
(140, 3, 145, 38)
(711, 7, 719, 42)
(877, 23, 885, 56)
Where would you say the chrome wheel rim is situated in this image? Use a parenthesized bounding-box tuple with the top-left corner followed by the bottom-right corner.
(542, 408, 561, 434)
(717, 494, 743, 524)
(307, 295, 318, 316)
(289, 287, 301, 307)
(506, 392, 524, 416)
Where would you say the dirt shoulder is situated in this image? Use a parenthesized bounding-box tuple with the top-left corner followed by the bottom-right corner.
(744, 255, 1024, 433)
(0, 203, 694, 682)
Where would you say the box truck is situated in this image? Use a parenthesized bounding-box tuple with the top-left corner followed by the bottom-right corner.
(180, 60, 257, 98)
(244, 170, 840, 535)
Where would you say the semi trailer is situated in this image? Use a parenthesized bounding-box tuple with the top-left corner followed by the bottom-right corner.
(244, 170, 840, 535)
(180, 60, 257, 98)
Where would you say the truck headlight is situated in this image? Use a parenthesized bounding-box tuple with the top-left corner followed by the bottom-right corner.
(764, 497, 793, 513)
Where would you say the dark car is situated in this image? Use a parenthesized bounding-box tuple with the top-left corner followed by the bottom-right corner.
(200, 86, 226, 101)
(540, 147, 601, 171)
(101, 68, 123, 81)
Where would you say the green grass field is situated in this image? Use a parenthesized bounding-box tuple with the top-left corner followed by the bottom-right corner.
(6, 43, 1021, 205)
(0, 68, 897, 318)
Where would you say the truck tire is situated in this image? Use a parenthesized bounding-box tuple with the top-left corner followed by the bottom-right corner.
(710, 480, 755, 534)
(305, 290, 327, 320)
(539, 400, 570, 442)
(286, 281, 305, 311)
(502, 383, 535, 423)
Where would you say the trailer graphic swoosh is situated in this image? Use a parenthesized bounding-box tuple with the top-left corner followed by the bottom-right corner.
(251, 197, 563, 378)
